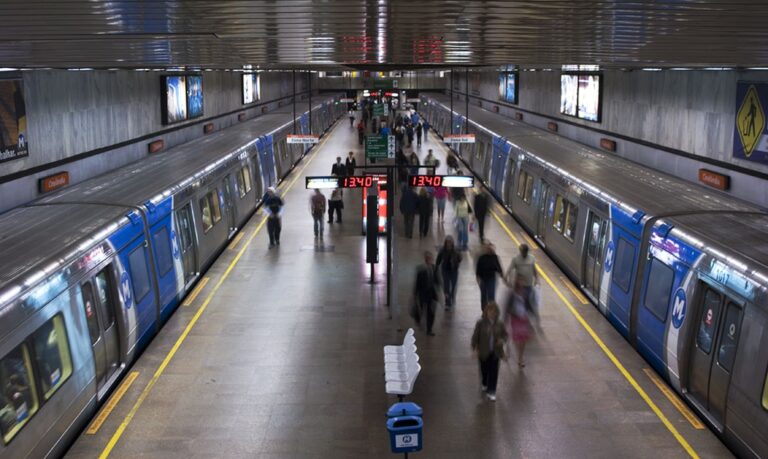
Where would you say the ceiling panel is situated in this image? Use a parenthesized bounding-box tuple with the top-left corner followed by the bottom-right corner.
(0, 0, 766, 69)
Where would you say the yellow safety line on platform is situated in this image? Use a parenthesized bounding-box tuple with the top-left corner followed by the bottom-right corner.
(559, 276, 590, 304)
(227, 232, 244, 251)
(643, 368, 705, 430)
(98, 122, 337, 459)
(491, 209, 700, 459)
(86, 371, 139, 435)
(181, 276, 209, 306)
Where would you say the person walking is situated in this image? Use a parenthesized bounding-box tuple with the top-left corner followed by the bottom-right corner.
(505, 275, 533, 367)
(454, 194, 472, 250)
(424, 149, 440, 175)
(399, 185, 418, 238)
(471, 301, 507, 401)
(476, 241, 503, 310)
(348, 109, 355, 127)
(415, 121, 423, 147)
(446, 154, 459, 175)
(345, 151, 356, 176)
(413, 251, 439, 336)
(331, 156, 347, 176)
(422, 119, 430, 142)
(408, 151, 420, 176)
(473, 191, 489, 242)
(357, 119, 365, 146)
(417, 188, 434, 238)
(310, 189, 327, 240)
(406, 123, 414, 147)
(264, 187, 284, 248)
(433, 185, 448, 223)
(505, 244, 540, 327)
(436, 236, 461, 309)
(328, 187, 343, 224)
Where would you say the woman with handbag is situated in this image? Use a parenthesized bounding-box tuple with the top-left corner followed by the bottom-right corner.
(471, 301, 507, 401)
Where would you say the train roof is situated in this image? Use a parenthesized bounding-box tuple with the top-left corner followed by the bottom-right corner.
(35, 96, 338, 208)
(0, 203, 128, 307)
(423, 93, 763, 216)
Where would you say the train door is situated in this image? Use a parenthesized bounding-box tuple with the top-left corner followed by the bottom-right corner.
(175, 203, 198, 284)
(222, 175, 237, 235)
(583, 212, 608, 300)
(503, 158, 516, 206)
(535, 180, 551, 245)
(81, 267, 121, 397)
(687, 286, 743, 429)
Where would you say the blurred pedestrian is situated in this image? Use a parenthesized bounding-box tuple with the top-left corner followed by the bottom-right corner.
(399, 185, 418, 238)
(433, 185, 448, 223)
(264, 187, 284, 248)
(408, 151, 420, 176)
(406, 123, 414, 147)
(345, 151, 356, 176)
(446, 154, 459, 175)
(331, 156, 346, 176)
(436, 236, 461, 309)
(505, 244, 540, 327)
(413, 251, 438, 336)
(328, 187, 343, 224)
(424, 149, 439, 175)
(473, 191, 489, 242)
(415, 121, 423, 147)
(454, 194, 472, 250)
(357, 120, 365, 145)
(505, 275, 532, 368)
(310, 189, 327, 240)
(471, 301, 507, 401)
(422, 119, 430, 142)
(348, 109, 355, 127)
(417, 188, 434, 238)
(476, 241, 503, 310)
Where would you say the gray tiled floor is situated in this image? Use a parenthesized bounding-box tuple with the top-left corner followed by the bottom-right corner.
(66, 114, 733, 459)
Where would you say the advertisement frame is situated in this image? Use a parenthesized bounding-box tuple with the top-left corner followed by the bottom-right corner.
(0, 77, 28, 163)
(559, 71, 602, 123)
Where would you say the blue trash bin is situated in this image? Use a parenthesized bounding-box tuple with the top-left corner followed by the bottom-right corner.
(387, 415, 423, 453)
(387, 402, 422, 418)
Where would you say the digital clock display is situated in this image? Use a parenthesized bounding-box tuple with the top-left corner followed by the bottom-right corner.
(408, 175, 474, 188)
(306, 175, 379, 189)
(338, 176, 375, 188)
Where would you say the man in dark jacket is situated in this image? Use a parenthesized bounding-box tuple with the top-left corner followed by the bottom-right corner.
(331, 157, 346, 176)
(263, 187, 284, 248)
(475, 241, 503, 310)
(399, 186, 419, 238)
(414, 251, 438, 336)
(473, 191, 490, 242)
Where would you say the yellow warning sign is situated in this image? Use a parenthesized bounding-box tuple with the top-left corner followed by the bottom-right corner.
(737, 85, 765, 157)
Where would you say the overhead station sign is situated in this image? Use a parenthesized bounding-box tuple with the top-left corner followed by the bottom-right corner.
(340, 98, 355, 103)
(733, 82, 768, 164)
(287, 134, 319, 144)
(366, 135, 395, 159)
(443, 134, 475, 144)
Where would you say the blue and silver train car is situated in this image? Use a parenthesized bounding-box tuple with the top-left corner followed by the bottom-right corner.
(0, 94, 344, 459)
(420, 92, 768, 458)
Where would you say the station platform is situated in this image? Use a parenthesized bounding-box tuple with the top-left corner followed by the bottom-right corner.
(66, 113, 733, 459)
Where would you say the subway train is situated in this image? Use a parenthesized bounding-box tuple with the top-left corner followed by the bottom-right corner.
(420, 93, 768, 458)
(0, 94, 345, 458)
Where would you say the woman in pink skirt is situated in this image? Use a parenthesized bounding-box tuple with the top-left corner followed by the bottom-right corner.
(506, 275, 532, 367)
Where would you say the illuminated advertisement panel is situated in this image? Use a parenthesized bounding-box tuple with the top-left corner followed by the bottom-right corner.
(163, 75, 187, 124)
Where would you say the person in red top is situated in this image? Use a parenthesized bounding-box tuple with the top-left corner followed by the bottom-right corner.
(433, 186, 449, 223)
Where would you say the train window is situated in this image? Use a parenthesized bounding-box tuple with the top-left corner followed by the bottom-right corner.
(128, 246, 151, 303)
(613, 237, 635, 293)
(31, 315, 72, 400)
(696, 288, 722, 355)
(717, 302, 742, 373)
(643, 259, 674, 321)
(587, 216, 601, 259)
(763, 370, 768, 410)
(81, 282, 100, 345)
(199, 190, 222, 233)
(516, 171, 528, 198)
(93, 268, 116, 328)
(563, 202, 578, 242)
(553, 195, 566, 232)
(237, 166, 252, 198)
(523, 174, 534, 203)
(152, 227, 173, 276)
(0, 343, 39, 444)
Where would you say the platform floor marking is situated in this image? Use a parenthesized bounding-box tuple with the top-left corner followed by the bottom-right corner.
(86, 371, 139, 435)
(559, 276, 590, 304)
(643, 368, 706, 430)
(181, 276, 209, 307)
(491, 209, 699, 459)
(98, 121, 337, 459)
(227, 232, 244, 251)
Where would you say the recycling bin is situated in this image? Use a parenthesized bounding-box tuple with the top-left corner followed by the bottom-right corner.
(387, 415, 423, 453)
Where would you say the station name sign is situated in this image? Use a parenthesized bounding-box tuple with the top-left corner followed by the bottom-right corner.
(39, 171, 69, 194)
(408, 175, 474, 188)
(287, 134, 319, 144)
(443, 134, 475, 144)
(698, 168, 730, 191)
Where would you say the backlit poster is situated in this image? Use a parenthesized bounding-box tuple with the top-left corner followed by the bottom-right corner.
(505, 73, 517, 104)
(733, 81, 768, 165)
(164, 76, 187, 124)
(0, 79, 28, 163)
(186, 75, 204, 119)
(498, 73, 506, 99)
(560, 74, 578, 117)
(243, 73, 255, 104)
(578, 75, 600, 121)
